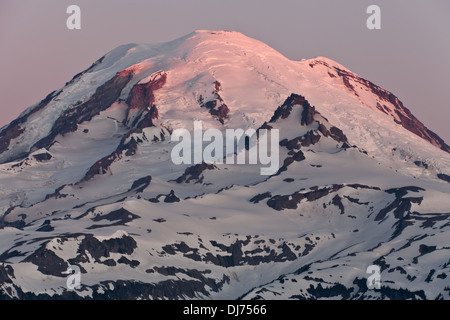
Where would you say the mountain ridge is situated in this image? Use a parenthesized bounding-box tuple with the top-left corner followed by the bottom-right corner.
(1, 31, 448, 170)
(0, 30, 449, 300)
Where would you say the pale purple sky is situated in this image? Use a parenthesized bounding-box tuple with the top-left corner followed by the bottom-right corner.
(1, 0, 449, 142)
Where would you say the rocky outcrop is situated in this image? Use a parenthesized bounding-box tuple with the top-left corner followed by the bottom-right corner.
(89, 208, 140, 229)
(249, 192, 272, 204)
(317, 124, 348, 144)
(0, 264, 15, 284)
(164, 190, 180, 203)
(267, 184, 344, 211)
(198, 81, 229, 124)
(69, 233, 137, 266)
(126, 71, 166, 111)
(270, 94, 349, 152)
(124, 71, 166, 128)
(135, 105, 159, 129)
(174, 162, 216, 184)
(375, 186, 425, 221)
(437, 173, 450, 183)
(22, 242, 68, 277)
(81, 130, 141, 182)
(282, 131, 321, 150)
(0, 126, 24, 155)
(128, 175, 152, 192)
(0, 90, 59, 162)
(33, 152, 52, 162)
(275, 150, 305, 175)
(32, 71, 134, 151)
(162, 237, 299, 268)
(313, 59, 450, 153)
(269, 94, 309, 122)
(36, 220, 54, 232)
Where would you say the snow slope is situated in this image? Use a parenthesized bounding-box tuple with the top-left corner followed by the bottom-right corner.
(0, 30, 449, 300)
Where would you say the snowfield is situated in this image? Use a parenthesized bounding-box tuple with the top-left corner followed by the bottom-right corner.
(0, 30, 449, 300)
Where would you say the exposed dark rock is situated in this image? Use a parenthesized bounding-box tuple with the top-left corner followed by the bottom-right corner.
(68, 233, 137, 266)
(276, 157, 295, 175)
(44, 185, 68, 200)
(274, 150, 305, 175)
(174, 162, 216, 184)
(0, 213, 26, 230)
(22, 242, 68, 277)
(89, 275, 227, 300)
(300, 283, 354, 300)
(329, 127, 348, 143)
(414, 213, 450, 229)
(331, 195, 345, 214)
(0, 263, 15, 283)
(258, 122, 273, 131)
(249, 192, 272, 203)
(126, 71, 166, 111)
(117, 256, 140, 268)
(388, 266, 407, 275)
(0, 249, 26, 262)
(162, 241, 200, 262)
(414, 160, 429, 169)
(285, 138, 301, 150)
(284, 131, 321, 150)
(177, 232, 193, 236)
(341, 76, 355, 92)
(313, 59, 450, 153)
(267, 184, 353, 211)
(300, 101, 318, 126)
(129, 175, 152, 192)
(279, 138, 288, 147)
(437, 173, 450, 183)
(204, 239, 297, 267)
(89, 208, 140, 229)
(135, 105, 159, 129)
(36, 220, 54, 232)
(346, 184, 381, 191)
(198, 80, 229, 124)
(293, 150, 305, 161)
(375, 102, 389, 115)
(164, 190, 180, 203)
(124, 137, 139, 156)
(152, 266, 229, 294)
(385, 186, 425, 197)
(0, 125, 24, 155)
(124, 71, 166, 128)
(352, 277, 427, 299)
(419, 244, 436, 255)
(162, 237, 299, 268)
(376, 188, 425, 224)
(269, 94, 309, 122)
(424, 269, 435, 283)
(0, 90, 59, 162)
(81, 128, 147, 182)
(32, 152, 52, 162)
(102, 259, 116, 266)
(300, 131, 321, 147)
(344, 196, 369, 205)
(65, 55, 105, 87)
(33, 71, 134, 151)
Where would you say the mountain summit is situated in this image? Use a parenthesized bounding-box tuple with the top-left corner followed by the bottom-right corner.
(0, 31, 449, 300)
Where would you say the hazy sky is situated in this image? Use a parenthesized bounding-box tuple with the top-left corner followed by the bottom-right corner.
(1, 0, 449, 142)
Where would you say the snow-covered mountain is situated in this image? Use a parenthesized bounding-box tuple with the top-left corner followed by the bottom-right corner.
(0, 30, 449, 300)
